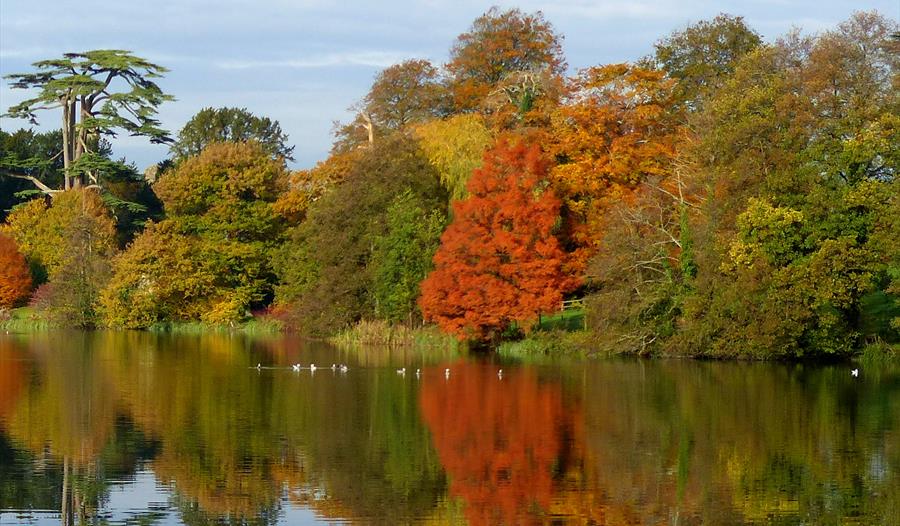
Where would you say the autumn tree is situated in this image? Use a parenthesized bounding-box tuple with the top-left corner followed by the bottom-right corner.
(413, 114, 492, 200)
(101, 142, 288, 327)
(170, 107, 295, 162)
(332, 59, 448, 152)
(446, 7, 566, 112)
(364, 59, 447, 131)
(3, 50, 173, 192)
(2, 190, 117, 284)
(549, 63, 681, 267)
(419, 137, 576, 342)
(482, 67, 565, 129)
(0, 233, 32, 308)
(585, 172, 702, 354)
(273, 149, 361, 225)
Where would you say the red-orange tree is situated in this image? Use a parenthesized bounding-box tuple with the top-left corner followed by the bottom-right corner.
(418, 137, 576, 341)
(0, 233, 32, 308)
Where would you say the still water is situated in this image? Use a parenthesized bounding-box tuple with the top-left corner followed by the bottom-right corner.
(0, 331, 897, 525)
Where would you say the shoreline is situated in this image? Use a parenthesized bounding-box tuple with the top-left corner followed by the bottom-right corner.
(3, 307, 896, 363)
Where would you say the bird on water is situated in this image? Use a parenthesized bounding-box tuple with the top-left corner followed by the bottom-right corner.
(851, 368, 859, 377)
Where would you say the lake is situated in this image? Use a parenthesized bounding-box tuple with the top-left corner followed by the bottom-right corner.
(0, 331, 897, 525)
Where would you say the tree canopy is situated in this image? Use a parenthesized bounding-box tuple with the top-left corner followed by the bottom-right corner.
(3, 50, 173, 191)
(446, 7, 566, 112)
(419, 137, 577, 341)
(2, 13, 897, 357)
(170, 106, 295, 162)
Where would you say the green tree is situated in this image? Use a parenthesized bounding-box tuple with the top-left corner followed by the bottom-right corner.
(170, 107, 295, 162)
(371, 190, 446, 324)
(666, 13, 899, 357)
(34, 213, 114, 328)
(653, 14, 761, 111)
(274, 135, 446, 335)
(3, 50, 173, 192)
(0, 129, 64, 219)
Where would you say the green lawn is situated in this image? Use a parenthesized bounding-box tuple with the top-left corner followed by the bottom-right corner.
(535, 308, 585, 332)
(0, 307, 54, 332)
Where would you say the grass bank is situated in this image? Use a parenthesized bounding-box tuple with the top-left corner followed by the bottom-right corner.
(0, 307, 284, 335)
(330, 320, 459, 351)
(498, 309, 598, 359)
(497, 331, 596, 359)
(0, 307, 55, 332)
(147, 317, 283, 335)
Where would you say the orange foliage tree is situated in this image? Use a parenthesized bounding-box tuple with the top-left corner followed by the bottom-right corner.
(0, 232, 32, 308)
(549, 64, 680, 268)
(418, 137, 576, 341)
(446, 7, 566, 113)
(419, 363, 582, 525)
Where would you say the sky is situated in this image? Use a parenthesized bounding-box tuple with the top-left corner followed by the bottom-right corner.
(1, 0, 897, 170)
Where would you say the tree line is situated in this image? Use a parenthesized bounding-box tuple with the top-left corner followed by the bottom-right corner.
(1, 8, 897, 357)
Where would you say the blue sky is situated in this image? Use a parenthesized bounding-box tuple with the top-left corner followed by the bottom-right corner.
(1, 0, 897, 170)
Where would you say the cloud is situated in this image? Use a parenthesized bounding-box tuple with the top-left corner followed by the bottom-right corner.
(522, 0, 678, 20)
(0, 47, 51, 59)
(215, 50, 414, 70)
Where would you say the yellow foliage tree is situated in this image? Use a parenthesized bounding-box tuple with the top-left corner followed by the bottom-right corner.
(414, 114, 493, 201)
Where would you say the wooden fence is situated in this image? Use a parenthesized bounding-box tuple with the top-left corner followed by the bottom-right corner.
(560, 298, 585, 311)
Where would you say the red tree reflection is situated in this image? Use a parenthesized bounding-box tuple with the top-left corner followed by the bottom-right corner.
(0, 341, 28, 422)
(419, 363, 581, 525)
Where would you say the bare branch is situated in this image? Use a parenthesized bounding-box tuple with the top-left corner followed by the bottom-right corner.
(3, 171, 60, 194)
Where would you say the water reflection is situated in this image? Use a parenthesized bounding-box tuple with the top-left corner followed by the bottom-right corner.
(0, 332, 898, 525)
(420, 363, 584, 525)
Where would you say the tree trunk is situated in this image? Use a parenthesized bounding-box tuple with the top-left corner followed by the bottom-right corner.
(361, 112, 375, 146)
(62, 457, 73, 526)
(62, 97, 72, 190)
(73, 95, 92, 188)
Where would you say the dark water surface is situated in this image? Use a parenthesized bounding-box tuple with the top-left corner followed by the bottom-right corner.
(0, 331, 897, 525)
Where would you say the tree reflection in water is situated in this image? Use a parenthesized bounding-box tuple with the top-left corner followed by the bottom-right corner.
(419, 362, 585, 524)
(0, 334, 898, 525)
